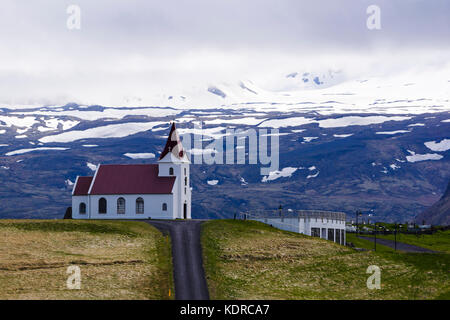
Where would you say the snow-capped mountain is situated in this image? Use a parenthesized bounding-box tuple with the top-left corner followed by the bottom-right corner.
(0, 67, 449, 222)
(3, 66, 449, 114)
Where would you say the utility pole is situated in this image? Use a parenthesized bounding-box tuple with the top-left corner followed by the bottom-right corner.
(374, 222, 377, 251)
(394, 223, 397, 251)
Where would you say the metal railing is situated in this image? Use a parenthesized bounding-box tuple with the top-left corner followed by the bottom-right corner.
(240, 209, 346, 222)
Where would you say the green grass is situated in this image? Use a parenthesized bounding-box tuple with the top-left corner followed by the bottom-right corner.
(201, 220, 450, 300)
(351, 231, 450, 254)
(346, 233, 397, 253)
(0, 220, 173, 299)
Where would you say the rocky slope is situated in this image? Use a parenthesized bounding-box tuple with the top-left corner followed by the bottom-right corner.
(416, 181, 450, 225)
(0, 102, 449, 222)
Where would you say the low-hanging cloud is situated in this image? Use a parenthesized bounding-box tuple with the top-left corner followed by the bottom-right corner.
(0, 0, 449, 106)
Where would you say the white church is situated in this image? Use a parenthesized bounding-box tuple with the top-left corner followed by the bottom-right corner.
(71, 122, 191, 219)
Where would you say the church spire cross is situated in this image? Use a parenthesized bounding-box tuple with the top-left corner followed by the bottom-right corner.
(159, 122, 184, 160)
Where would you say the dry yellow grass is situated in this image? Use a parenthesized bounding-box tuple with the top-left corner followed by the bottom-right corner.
(202, 220, 450, 300)
(0, 220, 172, 300)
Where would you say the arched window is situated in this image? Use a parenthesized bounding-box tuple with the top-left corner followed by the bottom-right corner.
(184, 168, 186, 176)
(79, 202, 86, 214)
(99, 198, 107, 214)
(117, 197, 126, 214)
(185, 177, 187, 186)
(162, 203, 167, 211)
(136, 197, 144, 214)
(169, 167, 174, 175)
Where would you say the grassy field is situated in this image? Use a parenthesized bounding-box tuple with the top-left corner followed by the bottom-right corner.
(349, 230, 450, 254)
(0, 220, 173, 300)
(201, 220, 450, 300)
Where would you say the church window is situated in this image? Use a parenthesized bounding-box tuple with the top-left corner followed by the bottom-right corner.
(99, 198, 107, 214)
(185, 177, 187, 186)
(136, 197, 144, 214)
(79, 202, 86, 214)
(162, 203, 167, 211)
(117, 197, 126, 214)
(169, 167, 174, 175)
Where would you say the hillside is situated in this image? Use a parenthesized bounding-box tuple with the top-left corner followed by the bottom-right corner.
(0, 104, 449, 222)
(0, 220, 172, 299)
(416, 181, 450, 225)
(201, 220, 450, 299)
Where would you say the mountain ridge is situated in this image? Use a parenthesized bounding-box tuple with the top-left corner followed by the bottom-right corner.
(416, 180, 450, 225)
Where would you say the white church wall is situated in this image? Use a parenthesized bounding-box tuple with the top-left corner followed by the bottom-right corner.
(177, 163, 191, 219)
(72, 195, 88, 219)
(158, 159, 191, 219)
(85, 194, 174, 219)
(158, 162, 175, 177)
(182, 163, 191, 219)
(172, 184, 180, 219)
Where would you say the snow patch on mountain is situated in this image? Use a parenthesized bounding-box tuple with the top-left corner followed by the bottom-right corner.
(259, 117, 315, 128)
(408, 123, 425, 127)
(424, 139, 450, 152)
(390, 164, 400, 170)
(262, 167, 298, 182)
(376, 130, 410, 135)
(123, 153, 155, 159)
(318, 116, 411, 128)
(406, 150, 443, 163)
(303, 137, 318, 143)
(0, 115, 37, 128)
(307, 171, 320, 179)
(204, 117, 266, 126)
(5, 147, 69, 156)
(39, 121, 164, 143)
(207, 180, 219, 185)
(86, 162, 97, 171)
(333, 133, 354, 138)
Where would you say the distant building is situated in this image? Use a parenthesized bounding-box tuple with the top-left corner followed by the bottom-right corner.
(71, 123, 191, 219)
(245, 210, 346, 245)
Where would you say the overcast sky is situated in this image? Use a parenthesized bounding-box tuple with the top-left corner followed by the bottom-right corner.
(0, 0, 449, 106)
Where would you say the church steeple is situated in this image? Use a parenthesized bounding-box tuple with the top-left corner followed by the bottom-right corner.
(159, 122, 185, 160)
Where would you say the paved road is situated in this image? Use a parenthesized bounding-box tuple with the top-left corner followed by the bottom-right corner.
(358, 236, 437, 253)
(145, 220, 210, 300)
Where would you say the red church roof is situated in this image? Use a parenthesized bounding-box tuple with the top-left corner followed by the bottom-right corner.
(159, 122, 185, 160)
(88, 164, 175, 195)
(73, 176, 93, 196)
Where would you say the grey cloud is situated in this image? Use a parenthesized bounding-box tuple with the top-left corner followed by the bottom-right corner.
(0, 0, 448, 106)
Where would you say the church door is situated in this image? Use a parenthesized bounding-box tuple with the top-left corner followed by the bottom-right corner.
(183, 203, 187, 219)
